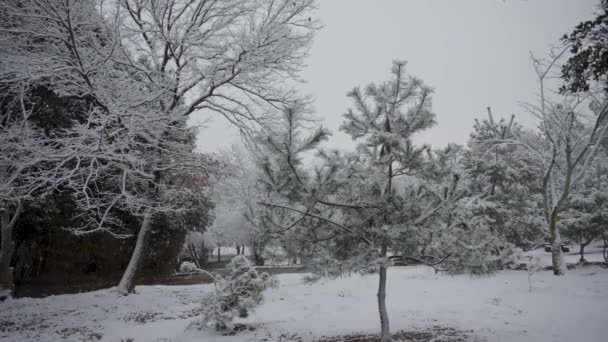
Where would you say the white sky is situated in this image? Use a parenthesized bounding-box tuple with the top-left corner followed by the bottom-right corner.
(192, 0, 598, 154)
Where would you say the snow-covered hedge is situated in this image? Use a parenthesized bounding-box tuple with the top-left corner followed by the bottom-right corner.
(179, 261, 202, 274)
(197, 255, 277, 331)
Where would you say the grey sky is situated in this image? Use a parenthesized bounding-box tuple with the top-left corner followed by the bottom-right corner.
(192, 0, 597, 154)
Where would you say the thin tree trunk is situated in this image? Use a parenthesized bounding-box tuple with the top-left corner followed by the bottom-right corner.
(236, 245, 241, 255)
(188, 243, 201, 269)
(549, 216, 565, 275)
(0, 210, 15, 299)
(579, 234, 586, 263)
(117, 212, 152, 295)
(603, 231, 608, 264)
(251, 240, 265, 266)
(200, 240, 208, 269)
(0, 203, 20, 299)
(378, 241, 390, 342)
(217, 247, 221, 262)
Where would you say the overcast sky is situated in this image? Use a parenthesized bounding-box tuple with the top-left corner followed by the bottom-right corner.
(192, 0, 598, 154)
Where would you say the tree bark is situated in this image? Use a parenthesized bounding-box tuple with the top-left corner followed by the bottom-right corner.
(187, 243, 201, 269)
(253, 251, 265, 266)
(378, 242, 390, 342)
(603, 230, 608, 264)
(578, 233, 590, 263)
(117, 212, 152, 295)
(603, 232, 608, 264)
(549, 216, 565, 275)
(200, 241, 209, 269)
(217, 247, 221, 262)
(251, 240, 265, 266)
(0, 204, 20, 299)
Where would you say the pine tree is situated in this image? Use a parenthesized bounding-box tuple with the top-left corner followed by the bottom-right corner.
(261, 62, 508, 342)
(465, 109, 545, 249)
(198, 255, 277, 332)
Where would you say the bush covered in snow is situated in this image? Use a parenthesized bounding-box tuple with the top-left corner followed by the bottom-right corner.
(179, 261, 202, 274)
(198, 255, 277, 331)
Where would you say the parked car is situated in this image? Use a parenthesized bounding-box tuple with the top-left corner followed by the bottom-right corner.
(544, 242, 570, 253)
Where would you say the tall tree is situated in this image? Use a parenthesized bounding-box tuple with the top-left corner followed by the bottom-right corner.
(110, 0, 318, 293)
(206, 145, 267, 264)
(1, 0, 318, 294)
(561, 0, 608, 93)
(562, 145, 608, 262)
(0, 88, 53, 299)
(503, 49, 608, 275)
(0, 1, 100, 297)
(465, 110, 545, 249)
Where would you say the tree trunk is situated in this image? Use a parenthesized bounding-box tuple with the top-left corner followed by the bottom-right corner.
(250, 239, 265, 265)
(603, 230, 608, 264)
(217, 247, 221, 262)
(0, 211, 15, 299)
(0, 204, 20, 300)
(253, 244, 265, 266)
(188, 243, 201, 269)
(378, 242, 390, 342)
(548, 213, 565, 275)
(550, 227, 565, 275)
(253, 251, 265, 266)
(117, 212, 152, 295)
(236, 245, 241, 255)
(579, 234, 586, 263)
(200, 241, 209, 269)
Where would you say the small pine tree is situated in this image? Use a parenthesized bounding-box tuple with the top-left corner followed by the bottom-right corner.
(465, 110, 545, 249)
(198, 256, 277, 332)
(261, 61, 510, 342)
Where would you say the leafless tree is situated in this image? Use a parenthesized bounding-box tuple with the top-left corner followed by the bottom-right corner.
(525, 50, 608, 275)
(1, 0, 318, 294)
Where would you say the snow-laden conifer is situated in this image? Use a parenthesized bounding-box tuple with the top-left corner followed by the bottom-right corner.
(197, 255, 277, 332)
(260, 61, 509, 342)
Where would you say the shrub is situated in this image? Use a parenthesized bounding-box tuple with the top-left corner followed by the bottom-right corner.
(199, 255, 277, 331)
(179, 261, 202, 274)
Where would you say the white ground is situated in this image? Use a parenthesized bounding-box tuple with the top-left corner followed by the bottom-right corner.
(1, 248, 606, 342)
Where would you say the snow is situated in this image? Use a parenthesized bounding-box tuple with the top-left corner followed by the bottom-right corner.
(518, 244, 606, 267)
(1, 264, 607, 342)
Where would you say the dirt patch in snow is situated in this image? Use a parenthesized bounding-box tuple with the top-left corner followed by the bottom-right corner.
(262, 326, 479, 342)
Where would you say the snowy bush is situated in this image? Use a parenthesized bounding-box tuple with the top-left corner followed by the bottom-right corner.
(439, 219, 513, 276)
(197, 255, 277, 331)
(179, 261, 203, 274)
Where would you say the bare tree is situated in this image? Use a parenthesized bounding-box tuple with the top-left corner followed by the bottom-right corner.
(109, 0, 318, 293)
(526, 51, 608, 275)
(115, 0, 319, 133)
(1, 0, 318, 294)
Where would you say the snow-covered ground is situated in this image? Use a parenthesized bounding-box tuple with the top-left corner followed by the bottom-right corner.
(1, 251, 607, 342)
(515, 244, 606, 267)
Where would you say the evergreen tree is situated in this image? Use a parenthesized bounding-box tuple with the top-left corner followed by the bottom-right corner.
(465, 110, 545, 248)
(261, 62, 508, 342)
(562, 0, 608, 93)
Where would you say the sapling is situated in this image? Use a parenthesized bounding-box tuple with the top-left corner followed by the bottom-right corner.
(198, 256, 277, 332)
